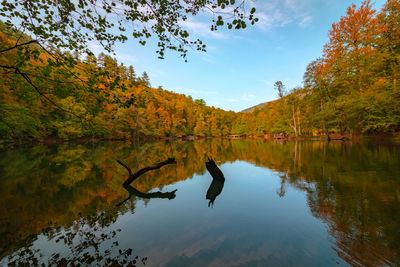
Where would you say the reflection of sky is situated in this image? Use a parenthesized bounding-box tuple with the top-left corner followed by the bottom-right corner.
(114, 161, 345, 266)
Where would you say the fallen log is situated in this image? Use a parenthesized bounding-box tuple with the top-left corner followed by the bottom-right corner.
(327, 134, 350, 141)
(117, 157, 176, 186)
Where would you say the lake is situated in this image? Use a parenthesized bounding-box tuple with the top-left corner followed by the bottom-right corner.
(0, 139, 399, 266)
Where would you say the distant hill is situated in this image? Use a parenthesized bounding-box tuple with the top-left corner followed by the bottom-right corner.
(241, 102, 268, 113)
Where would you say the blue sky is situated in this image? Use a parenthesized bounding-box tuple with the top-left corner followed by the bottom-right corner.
(91, 0, 386, 112)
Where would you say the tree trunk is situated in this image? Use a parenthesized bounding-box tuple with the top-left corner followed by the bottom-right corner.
(292, 104, 297, 137)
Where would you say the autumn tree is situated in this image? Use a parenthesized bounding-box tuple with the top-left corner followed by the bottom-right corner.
(140, 72, 151, 87)
(274, 81, 286, 98)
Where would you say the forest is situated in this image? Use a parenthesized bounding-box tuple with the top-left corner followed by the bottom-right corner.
(0, 0, 399, 144)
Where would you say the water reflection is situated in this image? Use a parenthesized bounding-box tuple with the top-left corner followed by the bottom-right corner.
(117, 185, 177, 207)
(0, 139, 399, 266)
(3, 211, 147, 266)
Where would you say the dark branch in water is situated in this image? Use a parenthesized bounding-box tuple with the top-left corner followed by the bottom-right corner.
(117, 158, 176, 186)
(116, 160, 132, 177)
(206, 158, 225, 182)
(117, 185, 177, 207)
(205, 158, 225, 207)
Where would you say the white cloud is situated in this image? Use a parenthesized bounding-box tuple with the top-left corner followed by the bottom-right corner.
(260, 80, 274, 86)
(180, 20, 228, 40)
(299, 16, 312, 28)
(173, 88, 217, 95)
(87, 43, 137, 64)
(88, 43, 102, 55)
(114, 53, 137, 64)
(252, 0, 314, 31)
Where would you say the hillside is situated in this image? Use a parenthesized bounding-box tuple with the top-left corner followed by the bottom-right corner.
(1, 0, 400, 143)
(241, 102, 268, 113)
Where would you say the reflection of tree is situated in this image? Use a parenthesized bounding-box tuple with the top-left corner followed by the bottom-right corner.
(257, 141, 400, 266)
(277, 174, 288, 198)
(4, 213, 147, 266)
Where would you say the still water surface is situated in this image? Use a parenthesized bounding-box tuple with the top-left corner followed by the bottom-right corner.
(0, 139, 399, 266)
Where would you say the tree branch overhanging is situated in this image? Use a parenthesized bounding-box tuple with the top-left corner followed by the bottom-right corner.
(0, 64, 83, 121)
(0, 39, 38, 54)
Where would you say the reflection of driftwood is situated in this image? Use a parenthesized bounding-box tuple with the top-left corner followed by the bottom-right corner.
(205, 158, 225, 207)
(273, 132, 288, 140)
(117, 185, 177, 207)
(117, 158, 176, 185)
(206, 179, 224, 207)
(327, 134, 350, 141)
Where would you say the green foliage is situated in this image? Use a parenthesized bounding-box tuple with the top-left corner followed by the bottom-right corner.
(0, 104, 38, 140)
(0, 0, 257, 59)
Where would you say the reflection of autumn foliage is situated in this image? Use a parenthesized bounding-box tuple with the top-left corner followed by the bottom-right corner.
(254, 141, 400, 266)
(1, 139, 399, 265)
(0, 140, 237, 258)
(5, 212, 147, 266)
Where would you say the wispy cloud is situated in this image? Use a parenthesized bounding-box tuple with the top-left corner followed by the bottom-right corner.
(180, 20, 228, 40)
(114, 53, 137, 64)
(88, 43, 137, 64)
(299, 15, 312, 28)
(173, 87, 217, 95)
(251, 0, 314, 31)
(260, 80, 274, 86)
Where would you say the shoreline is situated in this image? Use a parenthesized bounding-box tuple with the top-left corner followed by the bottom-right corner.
(1, 133, 399, 150)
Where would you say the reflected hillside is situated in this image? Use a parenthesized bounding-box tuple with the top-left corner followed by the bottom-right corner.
(229, 139, 400, 266)
(1, 139, 399, 265)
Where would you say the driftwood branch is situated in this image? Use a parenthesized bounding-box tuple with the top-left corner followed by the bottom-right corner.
(117, 158, 176, 186)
